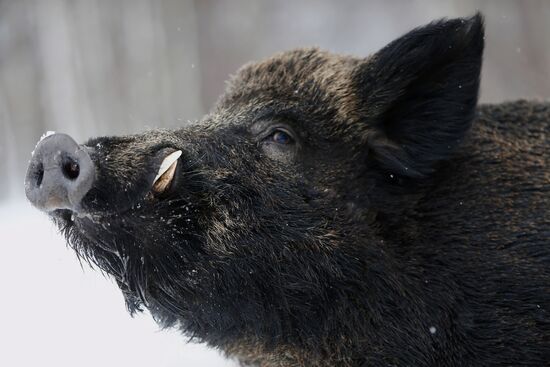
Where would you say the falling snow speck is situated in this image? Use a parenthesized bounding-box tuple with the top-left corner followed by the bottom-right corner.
(429, 326, 437, 334)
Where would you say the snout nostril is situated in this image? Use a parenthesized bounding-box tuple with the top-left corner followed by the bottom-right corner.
(26, 133, 95, 212)
(36, 163, 44, 187)
(62, 159, 80, 180)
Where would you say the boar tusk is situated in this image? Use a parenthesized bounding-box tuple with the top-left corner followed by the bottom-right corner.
(153, 150, 182, 193)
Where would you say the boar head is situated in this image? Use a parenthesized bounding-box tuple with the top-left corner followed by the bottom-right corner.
(25, 15, 483, 364)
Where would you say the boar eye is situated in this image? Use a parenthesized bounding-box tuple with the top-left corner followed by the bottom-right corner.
(269, 129, 294, 145)
(254, 122, 298, 160)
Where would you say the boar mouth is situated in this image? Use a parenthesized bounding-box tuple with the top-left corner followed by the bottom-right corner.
(46, 148, 186, 223)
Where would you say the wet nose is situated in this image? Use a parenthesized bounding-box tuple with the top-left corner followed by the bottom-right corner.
(25, 133, 95, 212)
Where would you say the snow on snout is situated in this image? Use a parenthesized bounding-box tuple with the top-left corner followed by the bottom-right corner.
(31, 130, 56, 157)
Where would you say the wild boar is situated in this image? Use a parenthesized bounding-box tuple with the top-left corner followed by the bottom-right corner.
(24, 14, 549, 367)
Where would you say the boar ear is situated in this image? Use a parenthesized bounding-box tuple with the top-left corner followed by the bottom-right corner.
(357, 14, 484, 178)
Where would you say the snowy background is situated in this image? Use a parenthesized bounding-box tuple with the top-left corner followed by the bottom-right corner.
(1, 1, 549, 366)
(0, 202, 238, 367)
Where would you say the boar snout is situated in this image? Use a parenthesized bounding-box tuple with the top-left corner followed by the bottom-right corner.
(25, 133, 95, 213)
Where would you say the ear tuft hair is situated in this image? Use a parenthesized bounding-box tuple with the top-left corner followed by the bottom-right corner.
(357, 13, 484, 178)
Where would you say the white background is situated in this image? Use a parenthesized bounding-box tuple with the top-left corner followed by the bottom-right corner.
(0, 201, 238, 367)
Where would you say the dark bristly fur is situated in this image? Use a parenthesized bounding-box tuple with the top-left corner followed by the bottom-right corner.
(38, 14, 549, 366)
